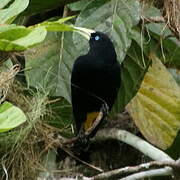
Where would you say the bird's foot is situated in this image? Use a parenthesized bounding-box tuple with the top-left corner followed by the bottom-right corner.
(71, 131, 89, 155)
(74, 129, 90, 151)
(78, 129, 89, 143)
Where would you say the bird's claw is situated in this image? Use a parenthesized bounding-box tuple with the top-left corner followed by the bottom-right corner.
(101, 103, 109, 116)
(77, 128, 89, 146)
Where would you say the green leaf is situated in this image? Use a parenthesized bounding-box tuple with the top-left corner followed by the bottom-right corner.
(67, 0, 91, 11)
(145, 28, 180, 69)
(0, 101, 26, 133)
(0, 0, 12, 9)
(142, 5, 171, 36)
(73, 0, 140, 62)
(0, 24, 29, 37)
(0, 0, 29, 24)
(25, 31, 78, 102)
(13, 26, 47, 48)
(161, 37, 180, 68)
(38, 16, 75, 32)
(0, 25, 47, 51)
(140, 5, 180, 69)
(0, 16, 77, 51)
(113, 39, 150, 112)
(127, 54, 180, 149)
(47, 98, 73, 137)
(142, 6, 180, 69)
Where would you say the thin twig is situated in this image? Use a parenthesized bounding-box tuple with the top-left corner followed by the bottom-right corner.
(45, 98, 62, 104)
(93, 160, 180, 179)
(61, 146, 103, 173)
(39, 134, 103, 173)
(2, 163, 8, 180)
(141, 15, 165, 24)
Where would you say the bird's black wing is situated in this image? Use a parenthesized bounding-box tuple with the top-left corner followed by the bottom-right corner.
(71, 55, 100, 134)
(71, 55, 121, 136)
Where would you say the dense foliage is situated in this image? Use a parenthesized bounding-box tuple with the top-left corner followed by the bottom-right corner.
(0, 0, 179, 179)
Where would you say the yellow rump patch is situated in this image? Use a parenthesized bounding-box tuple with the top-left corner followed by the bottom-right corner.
(84, 112, 100, 131)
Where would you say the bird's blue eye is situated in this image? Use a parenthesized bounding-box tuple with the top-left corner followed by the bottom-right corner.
(94, 35, 100, 41)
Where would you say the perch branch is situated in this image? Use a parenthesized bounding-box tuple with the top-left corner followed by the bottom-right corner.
(93, 129, 180, 179)
(93, 160, 180, 180)
(120, 167, 172, 180)
(46, 120, 179, 178)
(42, 160, 179, 180)
(94, 128, 173, 162)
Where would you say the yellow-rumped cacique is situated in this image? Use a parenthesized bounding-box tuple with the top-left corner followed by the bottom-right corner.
(71, 28, 121, 143)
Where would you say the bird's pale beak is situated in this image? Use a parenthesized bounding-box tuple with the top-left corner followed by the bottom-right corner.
(74, 27, 95, 40)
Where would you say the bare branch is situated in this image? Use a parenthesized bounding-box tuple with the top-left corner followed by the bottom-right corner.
(46, 127, 179, 179)
(120, 167, 172, 180)
(93, 160, 180, 180)
(94, 128, 173, 162)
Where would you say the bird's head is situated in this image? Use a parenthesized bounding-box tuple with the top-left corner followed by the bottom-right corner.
(74, 27, 116, 60)
(88, 31, 114, 50)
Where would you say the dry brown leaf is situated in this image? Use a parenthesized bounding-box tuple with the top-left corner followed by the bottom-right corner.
(127, 53, 180, 149)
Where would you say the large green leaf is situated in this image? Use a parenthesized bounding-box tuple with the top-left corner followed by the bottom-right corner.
(25, 31, 78, 103)
(127, 54, 180, 149)
(161, 37, 180, 68)
(113, 39, 150, 112)
(112, 27, 153, 113)
(73, 0, 140, 62)
(38, 16, 75, 32)
(67, 0, 91, 11)
(0, 25, 47, 51)
(25, 31, 77, 133)
(0, 101, 26, 133)
(0, 0, 29, 24)
(0, 16, 75, 51)
(0, 0, 12, 9)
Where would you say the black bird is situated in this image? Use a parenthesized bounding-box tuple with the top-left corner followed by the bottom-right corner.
(71, 28, 121, 141)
